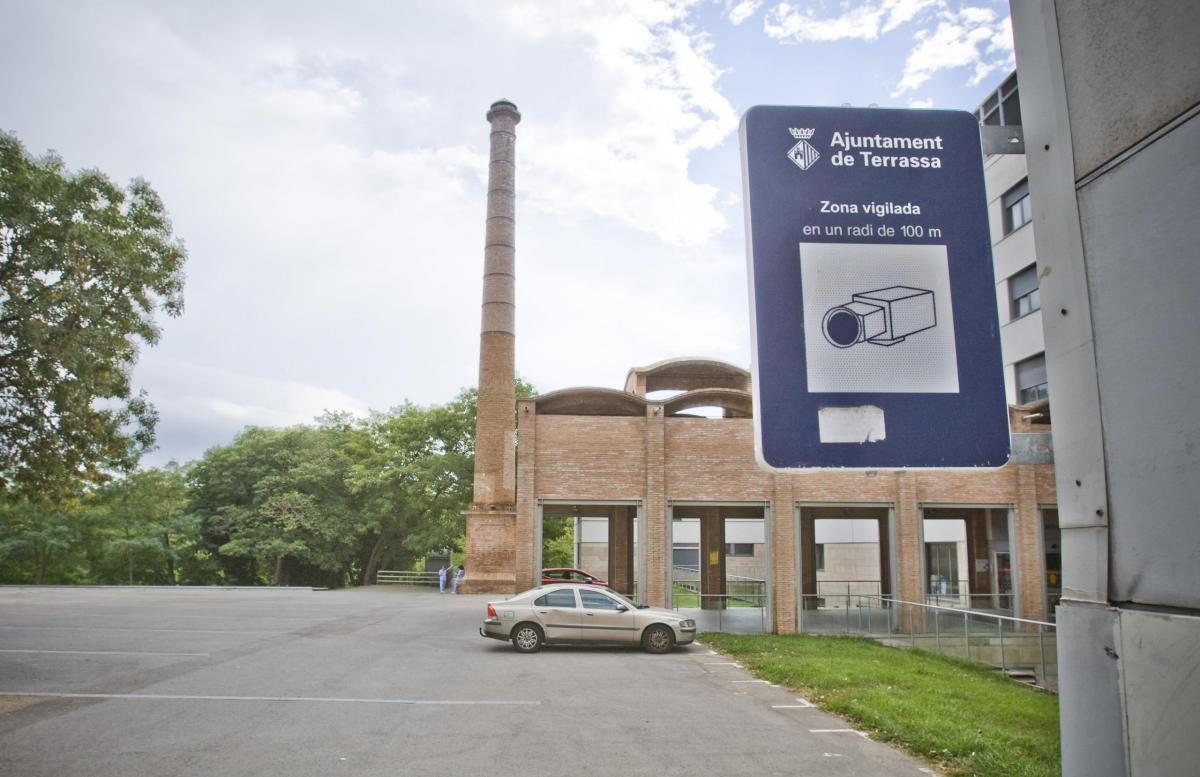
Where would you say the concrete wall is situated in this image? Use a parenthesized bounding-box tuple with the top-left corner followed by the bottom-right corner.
(1011, 2, 1200, 774)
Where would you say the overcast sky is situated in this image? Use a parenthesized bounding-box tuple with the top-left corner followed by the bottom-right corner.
(0, 0, 1015, 466)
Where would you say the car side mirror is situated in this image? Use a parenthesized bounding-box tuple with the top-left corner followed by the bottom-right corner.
(616, 604, 628, 612)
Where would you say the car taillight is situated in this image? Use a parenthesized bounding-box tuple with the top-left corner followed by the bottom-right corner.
(487, 603, 497, 618)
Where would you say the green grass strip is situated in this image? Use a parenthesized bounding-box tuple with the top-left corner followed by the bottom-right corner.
(701, 633, 1060, 777)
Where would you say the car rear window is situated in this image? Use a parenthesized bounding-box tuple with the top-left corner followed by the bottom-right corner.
(535, 589, 577, 608)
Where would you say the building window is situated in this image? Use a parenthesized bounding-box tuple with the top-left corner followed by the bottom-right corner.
(1003, 179, 1032, 234)
(974, 72, 1021, 127)
(1009, 264, 1041, 319)
(815, 544, 825, 572)
(1017, 353, 1049, 404)
(926, 542, 961, 595)
(725, 543, 754, 557)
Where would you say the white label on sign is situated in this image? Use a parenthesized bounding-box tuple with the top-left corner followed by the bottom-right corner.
(800, 242, 959, 393)
(818, 406, 886, 443)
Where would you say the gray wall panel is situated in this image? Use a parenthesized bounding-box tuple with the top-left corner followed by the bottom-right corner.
(1077, 114, 1200, 608)
(1056, 0, 1200, 178)
(1119, 608, 1200, 777)
(1057, 602, 1129, 777)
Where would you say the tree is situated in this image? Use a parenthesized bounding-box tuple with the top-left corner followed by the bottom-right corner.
(188, 424, 360, 586)
(0, 497, 82, 584)
(347, 379, 536, 584)
(82, 465, 192, 584)
(0, 131, 186, 497)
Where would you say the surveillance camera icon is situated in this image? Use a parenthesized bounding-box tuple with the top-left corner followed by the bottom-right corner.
(822, 285, 937, 349)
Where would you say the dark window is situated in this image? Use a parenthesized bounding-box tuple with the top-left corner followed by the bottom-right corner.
(544, 570, 566, 580)
(579, 589, 622, 610)
(1009, 264, 1041, 319)
(672, 545, 699, 571)
(926, 542, 961, 595)
(815, 544, 825, 572)
(535, 589, 578, 608)
(725, 543, 754, 557)
(1017, 353, 1049, 404)
(974, 72, 1020, 128)
(1003, 179, 1032, 234)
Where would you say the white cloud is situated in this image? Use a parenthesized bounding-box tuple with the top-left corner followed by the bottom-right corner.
(1, 1, 749, 465)
(764, 0, 938, 43)
(891, 6, 1014, 95)
(908, 97, 934, 108)
(137, 358, 372, 463)
(725, 0, 763, 25)
(497, 2, 739, 246)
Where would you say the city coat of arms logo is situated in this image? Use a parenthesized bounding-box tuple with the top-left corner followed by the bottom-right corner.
(787, 128, 819, 170)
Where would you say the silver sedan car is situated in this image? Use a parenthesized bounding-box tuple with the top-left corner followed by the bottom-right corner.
(479, 584, 696, 653)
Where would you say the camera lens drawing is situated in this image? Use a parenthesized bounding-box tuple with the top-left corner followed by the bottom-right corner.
(821, 285, 937, 349)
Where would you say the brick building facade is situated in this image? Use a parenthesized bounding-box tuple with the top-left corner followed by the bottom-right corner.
(501, 357, 1057, 632)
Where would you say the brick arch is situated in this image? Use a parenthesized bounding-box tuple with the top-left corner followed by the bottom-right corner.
(624, 357, 750, 395)
(534, 387, 647, 416)
(663, 388, 753, 418)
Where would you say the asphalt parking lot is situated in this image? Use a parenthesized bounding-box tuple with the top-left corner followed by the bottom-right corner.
(0, 587, 934, 776)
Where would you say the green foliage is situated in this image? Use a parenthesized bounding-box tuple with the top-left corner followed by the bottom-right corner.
(0, 379, 535, 587)
(541, 516, 574, 568)
(701, 633, 1061, 777)
(0, 131, 187, 497)
(82, 465, 192, 584)
(0, 498, 83, 583)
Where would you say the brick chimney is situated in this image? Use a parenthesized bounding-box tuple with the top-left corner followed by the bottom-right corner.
(462, 99, 521, 593)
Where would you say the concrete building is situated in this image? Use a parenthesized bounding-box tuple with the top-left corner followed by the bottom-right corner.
(975, 72, 1050, 409)
(975, 71, 1061, 615)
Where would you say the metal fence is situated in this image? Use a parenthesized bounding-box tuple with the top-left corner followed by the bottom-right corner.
(800, 593, 1057, 690)
(376, 570, 440, 585)
(674, 593, 769, 633)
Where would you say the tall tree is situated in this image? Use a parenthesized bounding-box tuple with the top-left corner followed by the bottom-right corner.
(347, 380, 535, 584)
(0, 132, 186, 497)
(83, 465, 191, 584)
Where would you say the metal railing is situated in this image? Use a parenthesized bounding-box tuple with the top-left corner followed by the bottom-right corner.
(800, 593, 1057, 690)
(672, 593, 769, 633)
(925, 591, 1015, 612)
(376, 570, 440, 585)
(671, 567, 766, 607)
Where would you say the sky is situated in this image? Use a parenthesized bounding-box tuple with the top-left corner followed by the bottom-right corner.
(0, 0, 1015, 467)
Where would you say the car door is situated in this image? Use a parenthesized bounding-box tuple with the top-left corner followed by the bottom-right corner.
(578, 588, 637, 643)
(532, 587, 581, 642)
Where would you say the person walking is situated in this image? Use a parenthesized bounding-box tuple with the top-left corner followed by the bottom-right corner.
(438, 564, 448, 593)
(451, 565, 465, 594)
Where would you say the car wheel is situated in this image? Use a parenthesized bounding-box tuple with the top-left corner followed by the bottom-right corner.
(642, 624, 674, 654)
(511, 623, 543, 653)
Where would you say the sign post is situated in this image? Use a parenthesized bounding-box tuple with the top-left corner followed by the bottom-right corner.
(741, 106, 1009, 470)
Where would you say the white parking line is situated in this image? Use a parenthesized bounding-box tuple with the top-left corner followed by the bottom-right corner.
(0, 626, 285, 635)
(0, 692, 540, 706)
(731, 679, 769, 684)
(809, 728, 870, 738)
(0, 649, 209, 657)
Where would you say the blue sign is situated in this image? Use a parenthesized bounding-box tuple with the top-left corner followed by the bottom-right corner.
(741, 106, 1009, 470)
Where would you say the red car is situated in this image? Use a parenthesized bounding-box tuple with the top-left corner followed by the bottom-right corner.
(540, 568, 608, 587)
